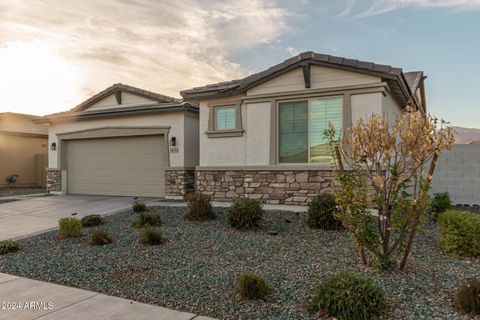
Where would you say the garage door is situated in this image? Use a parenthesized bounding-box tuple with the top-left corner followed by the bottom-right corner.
(66, 135, 166, 197)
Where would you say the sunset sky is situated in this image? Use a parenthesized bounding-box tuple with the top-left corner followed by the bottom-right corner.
(0, 0, 479, 127)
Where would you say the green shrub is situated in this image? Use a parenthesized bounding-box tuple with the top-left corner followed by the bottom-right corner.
(89, 230, 114, 246)
(430, 192, 451, 221)
(236, 273, 271, 300)
(0, 240, 20, 254)
(227, 198, 263, 230)
(308, 271, 387, 320)
(437, 210, 480, 258)
(132, 199, 147, 213)
(140, 227, 164, 245)
(455, 279, 480, 316)
(307, 194, 342, 230)
(58, 217, 83, 238)
(184, 193, 215, 221)
(132, 212, 163, 228)
(81, 214, 104, 227)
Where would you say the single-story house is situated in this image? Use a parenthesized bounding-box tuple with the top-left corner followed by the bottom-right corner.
(0, 112, 48, 187)
(37, 83, 198, 198)
(181, 51, 426, 205)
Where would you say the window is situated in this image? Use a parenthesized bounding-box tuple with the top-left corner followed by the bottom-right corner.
(215, 106, 236, 130)
(279, 97, 342, 164)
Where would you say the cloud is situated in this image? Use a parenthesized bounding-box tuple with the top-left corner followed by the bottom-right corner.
(0, 0, 292, 114)
(286, 46, 301, 56)
(339, 0, 480, 18)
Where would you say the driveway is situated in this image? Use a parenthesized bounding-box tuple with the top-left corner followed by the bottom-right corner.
(0, 195, 160, 241)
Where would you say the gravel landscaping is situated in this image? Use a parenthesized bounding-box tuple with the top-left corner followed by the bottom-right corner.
(0, 187, 47, 197)
(0, 206, 478, 320)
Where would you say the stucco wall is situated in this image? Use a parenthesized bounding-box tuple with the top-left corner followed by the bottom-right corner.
(247, 65, 381, 96)
(0, 113, 48, 135)
(431, 144, 480, 205)
(0, 134, 48, 186)
(246, 102, 271, 165)
(88, 92, 157, 110)
(382, 93, 402, 125)
(48, 112, 195, 169)
(351, 92, 383, 125)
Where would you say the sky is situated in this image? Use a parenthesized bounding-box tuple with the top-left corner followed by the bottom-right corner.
(0, 0, 479, 127)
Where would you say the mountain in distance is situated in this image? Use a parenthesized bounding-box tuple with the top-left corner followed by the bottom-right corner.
(451, 126, 480, 144)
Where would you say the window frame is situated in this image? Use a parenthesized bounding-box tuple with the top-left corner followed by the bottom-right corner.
(214, 106, 237, 130)
(206, 101, 244, 138)
(276, 95, 344, 165)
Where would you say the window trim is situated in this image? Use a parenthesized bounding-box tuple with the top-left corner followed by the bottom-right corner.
(276, 95, 344, 165)
(206, 101, 244, 138)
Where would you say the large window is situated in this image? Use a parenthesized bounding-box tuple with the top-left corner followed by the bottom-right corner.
(214, 106, 236, 130)
(279, 97, 342, 164)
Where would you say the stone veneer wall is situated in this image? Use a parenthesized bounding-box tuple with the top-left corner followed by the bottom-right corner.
(165, 168, 196, 198)
(46, 168, 61, 192)
(196, 169, 336, 205)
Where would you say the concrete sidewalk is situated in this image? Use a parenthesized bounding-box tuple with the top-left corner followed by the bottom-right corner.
(0, 195, 160, 241)
(0, 273, 215, 320)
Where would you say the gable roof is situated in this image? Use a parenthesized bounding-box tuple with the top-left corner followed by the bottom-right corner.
(181, 51, 423, 108)
(71, 83, 180, 112)
(37, 84, 198, 123)
(403, 71, 424, 93)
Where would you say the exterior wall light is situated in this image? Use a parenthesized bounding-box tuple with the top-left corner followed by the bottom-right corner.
(170, 137, 176, 147)
(50, 142, 57, 151)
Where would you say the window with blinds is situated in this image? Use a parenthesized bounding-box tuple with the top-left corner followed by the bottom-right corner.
(214, 106, 236, 130)
(278, 97, 342, 164)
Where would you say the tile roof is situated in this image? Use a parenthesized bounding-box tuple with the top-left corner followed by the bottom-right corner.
(181, 51, 423, 108)
(403, 71, 424, 93)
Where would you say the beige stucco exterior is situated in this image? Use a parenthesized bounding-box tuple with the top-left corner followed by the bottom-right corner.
(0, 113, 48, 187)
(198, 65, 403, 168)
(45, 87, 199, 197)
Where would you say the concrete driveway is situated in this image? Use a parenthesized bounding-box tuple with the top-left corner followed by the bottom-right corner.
(0, 195, 160, 241)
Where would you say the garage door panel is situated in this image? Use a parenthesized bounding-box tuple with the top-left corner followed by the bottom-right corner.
(66, 135, 165, 197)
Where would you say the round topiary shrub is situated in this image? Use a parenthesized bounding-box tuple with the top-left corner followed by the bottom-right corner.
(307, 194, 342, 230)
(81, 214, 104, 227)
(140, 227, 164, 245)
(308, 271, 387, 320)
(227, 198, 263, 230)
(236, 273, 271, 300)
(58, 217, 83, 238)
(0, 240, 20, 254)
(455, 279, 480, 316)
(132, 199, 147, 213)
(89, 230, 114, 246)
(184, 193, 215, 221)
(132, 212, 163, 228)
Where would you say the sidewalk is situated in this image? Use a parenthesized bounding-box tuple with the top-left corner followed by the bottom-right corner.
(0, 273, 215, 320)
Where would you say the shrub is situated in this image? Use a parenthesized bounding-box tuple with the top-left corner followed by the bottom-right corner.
(236, 273, 271, 300)
(0, 240, 20, 254)
(184, 193, 215, 221)
(89, 230, 114, 246)
(307, 194, 342, 230)
(132, 199, 147, 213)
(227, 198, 263, 230)
(58, 217, 83, 238)
(430, 192, 451, 221)
(308, 271, 387, 320)
(437, 210, 480, 258)
(455, 279, 480, 316)
(140, 227, 164, 245)
(81, 214, 104, 227)
(132, 212, 163, 228)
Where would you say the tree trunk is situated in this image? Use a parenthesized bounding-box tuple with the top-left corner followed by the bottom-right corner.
(399, 220, 419, 271)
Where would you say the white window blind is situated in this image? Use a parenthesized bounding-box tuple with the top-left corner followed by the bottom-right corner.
(215, 107, 236, 130)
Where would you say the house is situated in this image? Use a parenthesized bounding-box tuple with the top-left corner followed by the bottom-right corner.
(37, 83, 198, 198)
(0, 112, 48, 187)
(181, 51, 426, 205)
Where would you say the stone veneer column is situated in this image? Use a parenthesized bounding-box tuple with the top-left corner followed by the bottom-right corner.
(165, 168, 195, 199)
(196, 169, 336, 205)
(46, 168, 61, 193)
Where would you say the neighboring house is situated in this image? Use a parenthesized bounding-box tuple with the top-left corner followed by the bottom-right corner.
(0, 112, 48, 187)
(181, 51, 426, 205)
(37, 84, 198, 198)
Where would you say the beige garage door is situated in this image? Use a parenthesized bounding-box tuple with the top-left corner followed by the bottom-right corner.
(66, 135, 166, 197)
